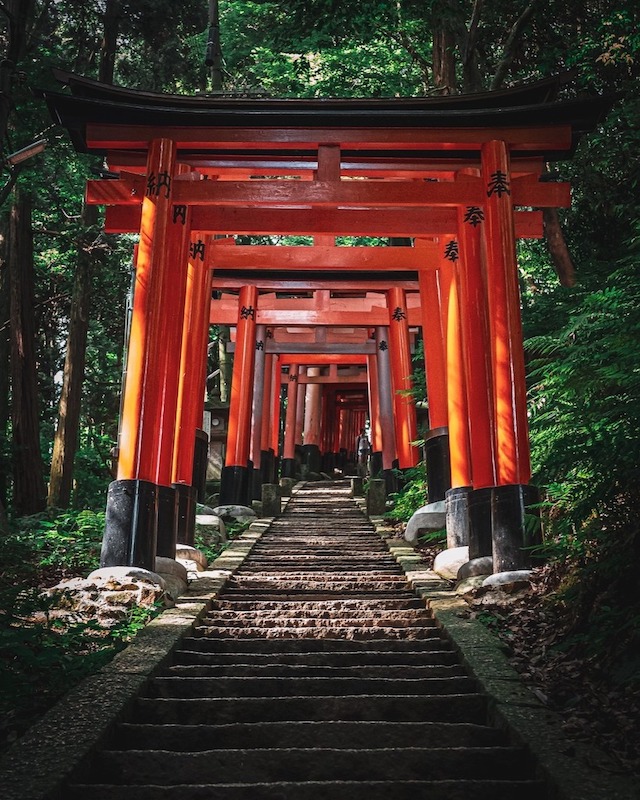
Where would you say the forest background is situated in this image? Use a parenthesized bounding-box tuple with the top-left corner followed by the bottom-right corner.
(0, 0, 639, 769)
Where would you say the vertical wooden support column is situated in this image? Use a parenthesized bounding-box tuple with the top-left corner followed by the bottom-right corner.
(442, 237, 472, 549)
(219, 285, 258, 505)
(367, 352, 383, 476)
(294, 365, 306, 469)
(303, 366, 322, 474)
(386, 287, 418, 469)
(457, 188, 496, 558)
(281, 365, 299, 478)
(270, 356, 281, 472)
(260, 351, 274, 484)
(103, 138, 177, 569)
(416, 239, 451, 504)
(376, 326, 398, 491)
(172, 232, 212, 547)
(482, 140, 539, 570)
(249, 324, 267, 500)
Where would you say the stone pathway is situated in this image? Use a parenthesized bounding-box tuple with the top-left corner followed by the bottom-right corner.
(69, 482, 546, 799)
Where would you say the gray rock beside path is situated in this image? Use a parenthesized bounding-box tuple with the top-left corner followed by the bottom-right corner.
(457, 556, 493, 580)
(404, 501, 446, 543)
(212, 505, 257, 523)
(433, 546, 469, 580)
(482, 569, 533, 590)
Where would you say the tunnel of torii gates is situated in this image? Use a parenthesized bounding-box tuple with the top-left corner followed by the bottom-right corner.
(44, 70, 610, 575)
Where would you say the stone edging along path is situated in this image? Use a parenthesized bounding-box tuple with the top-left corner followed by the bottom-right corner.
(1, 484, 637, 800)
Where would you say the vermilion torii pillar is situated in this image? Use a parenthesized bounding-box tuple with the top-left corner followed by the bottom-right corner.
(281, 365, 299, 478)
(172, 232, 212, 548)
(219, 285, 258, 505)
(387, 287, 419, 469)
(249, 324, 268, 500)
(375, 326, 397, 489)
(417, 240, 451, 505)
(482, 140, 540, 570)
(102, 137, 182, 569)
(302, 366, 323, 474)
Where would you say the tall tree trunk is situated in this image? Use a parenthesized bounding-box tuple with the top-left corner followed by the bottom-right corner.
(47, 208, 97, 507)
(0, 214, 9, 507)
(0, 0, 34, 145)
(432, 27, 457, 93)
(9, 190, 46, 515)
(48, 0, 120, 507)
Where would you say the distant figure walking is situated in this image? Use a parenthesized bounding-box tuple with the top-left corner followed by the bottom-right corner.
(356, 428, 371, 477)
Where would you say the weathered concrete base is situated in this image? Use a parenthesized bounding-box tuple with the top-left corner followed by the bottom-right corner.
(404, 500, 446, 543)
(261, 483, 282, 516)
(350, 476, 364, 497)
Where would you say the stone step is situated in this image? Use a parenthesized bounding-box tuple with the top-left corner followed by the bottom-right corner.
(165, 663, 466, 679)
(174, 648, 459, 666)
(204, 609, 433, 621)
(218, 591, 420, 601)
(67, 780, 548, 800)
(134, 693, 488, 725)
(149, 675, 477, 698)
(193, 625, 442, 639)
(116, 719, 505, 750)
(225, 580, 412, 591)
(182, 637, 449, 653)
(211, 598, 426, 611)
(93, 746, 530, 784)
(200, 616, 436, 629)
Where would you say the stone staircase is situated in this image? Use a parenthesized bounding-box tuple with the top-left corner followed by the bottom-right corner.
(69, 482, 547, 799)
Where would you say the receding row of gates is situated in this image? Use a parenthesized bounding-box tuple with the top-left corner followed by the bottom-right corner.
(44, 70, 610, 573)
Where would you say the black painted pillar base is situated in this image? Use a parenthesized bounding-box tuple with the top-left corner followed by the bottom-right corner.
(220, 465, 251, 506)
(260, 449, 274, 485)
(281, 458, 296, 478)
(302, 444, 321, 474)
(101, 479, 158, 569)
(468, 486, 493, 559)
(321, 451, 335, 473)
(156, 484, 178, 558)
(251, 467, 263, 501)
(192, 429, 209, 503)
(174, 482, 197, 547)
(370, 451, 383, 477)
(382, 468, 398, 495)
(445, 486, 471, 549)
(491, 484, 542, 572)
(425, 427, 451, 504)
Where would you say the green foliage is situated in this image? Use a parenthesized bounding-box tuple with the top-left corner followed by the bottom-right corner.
(386, 463, 427, 522)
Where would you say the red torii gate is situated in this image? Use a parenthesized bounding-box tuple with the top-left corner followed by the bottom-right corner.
(44, 71, 610, 573)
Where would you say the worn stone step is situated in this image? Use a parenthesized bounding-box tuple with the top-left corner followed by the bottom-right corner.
(174, 648, 459, 666)
(149, 675, 477, 698)
(225, 580, 411, 592)
(116, 720, 505, 750)
(204, 609, 433, 621)
(193, 625, 441, 640)
(182, 636, 449, 653)
(219, 591, 420, 601)
(236, 563, 400, 572)
(94, 746, 530, 784)
(212, 598, 426, 611)
(134, 693, 488, 725)
(68, 780, 548, 800)
(200, 616, 436, 629)
(166, 663, 466, 679)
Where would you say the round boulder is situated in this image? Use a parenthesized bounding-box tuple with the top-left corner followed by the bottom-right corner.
(482, 569, 533, 590)
(433, 546, 469, 580)
(457, 556, 493, 581)
(212, 504, 257, 523)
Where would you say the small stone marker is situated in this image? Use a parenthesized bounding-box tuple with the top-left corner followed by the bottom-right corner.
(262, 483, 282, 516)
(366, 478, 386, 516)
(350, 477, 364, 497)
(279, 477, 294, 497)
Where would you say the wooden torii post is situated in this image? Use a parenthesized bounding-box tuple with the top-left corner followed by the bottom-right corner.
(44, 70, 610, 573)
